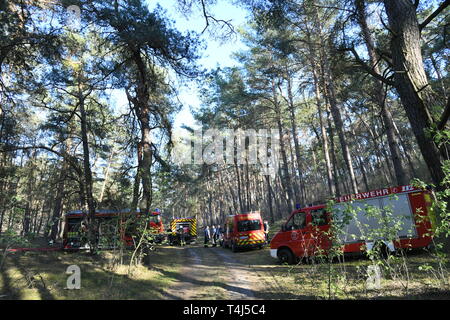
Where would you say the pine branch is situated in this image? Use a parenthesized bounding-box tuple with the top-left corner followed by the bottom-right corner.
(341, 46, 395, 86)
(438, 97, 450, 131)
(420, 0, 450, 31)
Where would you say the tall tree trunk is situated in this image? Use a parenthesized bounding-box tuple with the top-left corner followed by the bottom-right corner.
(285, 72, 306, 203)
(383, 0, 445, 185)
(325, 104, 341, 196)
(323, 69, 358, 194)
(49, 156, 69, 241)
(313, 68, 335, 196)
(22, 150, 37, 235)
(273, 80, 294, 213)
(78, 77, 97, 253)
(266, 175, 275, 224)
(384, 0, 450, 254)
(234, 161, 244, 213)
(0, 209, 5, 233)
(429, 53, 447, 101)
(99, 149, 115, 204)
(128, 48, 154, 214)
(304, 19, 336, 197)
(392, 120, 418, 176)
(356, 0, 408, 186)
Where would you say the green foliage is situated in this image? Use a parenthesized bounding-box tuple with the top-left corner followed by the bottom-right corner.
(0, 230, 30, 249)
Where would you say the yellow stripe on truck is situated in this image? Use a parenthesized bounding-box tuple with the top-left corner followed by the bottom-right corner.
(236, 239, 264, 246)
(170, 218, 197, 236)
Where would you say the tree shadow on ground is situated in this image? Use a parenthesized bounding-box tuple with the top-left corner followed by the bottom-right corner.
(0, 262, 21, 300)
(150, 265, 255, 299)
(10, 254, 55, 300)
(150, 245, 321, 300)
(0, 251, 182, 300)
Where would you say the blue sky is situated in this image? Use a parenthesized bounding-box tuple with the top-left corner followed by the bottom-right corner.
(149, 0, 250, 129)
(112, 1, 250, 129)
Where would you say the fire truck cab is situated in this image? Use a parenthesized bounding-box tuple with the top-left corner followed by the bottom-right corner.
(149, 209, 165, 243)
(222, 212, 266, 252)
(63, 209, 166, 249)
(270, 185, 434, 264)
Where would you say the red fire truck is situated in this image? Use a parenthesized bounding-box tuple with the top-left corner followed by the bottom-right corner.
(270, 185, 434, 264)
(63, 209, 165, 249)
(149, 209, 165, 243)
(222, 211, 266, 252)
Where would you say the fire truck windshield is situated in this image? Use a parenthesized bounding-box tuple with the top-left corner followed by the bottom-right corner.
(68, 218, 82, 232)
(237, 219, 261, 232)
(148, 214, 161, 224)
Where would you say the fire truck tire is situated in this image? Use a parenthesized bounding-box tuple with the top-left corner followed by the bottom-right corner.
(278, 248, 295, 265)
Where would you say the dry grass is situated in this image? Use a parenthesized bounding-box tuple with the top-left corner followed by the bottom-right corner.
(0, 246, 182, 300)
(1, 240, 450, 300)
(231, 246, 450, 300)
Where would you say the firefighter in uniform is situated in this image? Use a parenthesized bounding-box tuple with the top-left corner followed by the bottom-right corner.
(204, 226, 211, 248)
(213, 225, 220, 247)
(211, 225, 217, 247)
(264, 220, 270, 243)
(218, 225, 224, 247)
(183, 225, 189, 244)
(178, 225, 185, 246)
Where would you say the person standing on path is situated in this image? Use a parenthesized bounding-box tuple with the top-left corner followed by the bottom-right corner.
(213, 225, 220, 247)
(204, 226, 211, 248)
(211, 225, 217, 247)
(263, 220, 270, 243)
(178, 225, 186, 246)
(218, 225, 224, 247)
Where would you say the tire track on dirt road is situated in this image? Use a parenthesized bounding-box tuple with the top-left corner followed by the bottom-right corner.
(162, 244, 257, 300)
(208, 248, 256, 299)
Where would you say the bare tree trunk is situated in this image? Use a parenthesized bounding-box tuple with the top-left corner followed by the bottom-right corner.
(234, 161, 244, 213)
(285, 72, 306, 203)
(429, 53, 448, 101)
(49, 136, 71, 241)
(323, 66, 358, 194)
(313, 68, 335, 196)
(49, 159, 68, 241)
(22, 150, 37, 235)
(99, 149, 115, 204)
(273, 80, 294, 213)
(266, 175, 275, 224)
(383, 0, 445, 185)
(325, 105, 341, 196)
(356, 0, 408, 186)
(392, 120, 418, 176)
(77, 74, 97, 253)
(127, 48, 154, 215)
(0, 209, 5, 233)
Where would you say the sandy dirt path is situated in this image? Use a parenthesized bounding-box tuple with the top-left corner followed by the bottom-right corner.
(161, 243, 260, 300)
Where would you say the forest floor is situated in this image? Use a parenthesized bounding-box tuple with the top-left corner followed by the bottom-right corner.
(1, 238, 450, 300)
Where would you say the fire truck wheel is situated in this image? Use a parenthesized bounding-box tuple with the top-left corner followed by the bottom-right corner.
(278, 248, 295, 265)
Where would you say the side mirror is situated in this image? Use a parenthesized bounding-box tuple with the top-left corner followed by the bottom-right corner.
(281, 225, 286, 232)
